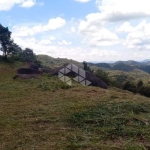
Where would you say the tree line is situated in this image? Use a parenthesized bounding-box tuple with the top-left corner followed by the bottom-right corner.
(0, 23, 37, 63)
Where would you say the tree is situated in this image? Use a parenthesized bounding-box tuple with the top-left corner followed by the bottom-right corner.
(83, 61, 88, 70)
(137, 80, 143, 93)
(83, 61, 93, 72)
(0, 24, 11, 59)
(20, 48, 36, 62)
(0, 24, 20, 60)
(8, 40, 22, 59)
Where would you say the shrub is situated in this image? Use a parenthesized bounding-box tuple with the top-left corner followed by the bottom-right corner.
(137, 80, 143, 87)
(94, 69, 111, 85)
(140, 85, 150, 97)
(136, 80, 143, 93)
(123, 81, 137, 93)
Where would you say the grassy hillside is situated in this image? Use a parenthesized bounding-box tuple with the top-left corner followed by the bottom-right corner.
(36, 55, 150, 85)
(36, 55, 101, 72)
(36, 55, 83, 68)
(0, 61, 150, 150)
(107, 69, 150, 84)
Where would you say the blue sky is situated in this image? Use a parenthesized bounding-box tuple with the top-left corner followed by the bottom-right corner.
(0, 0, 150, 62)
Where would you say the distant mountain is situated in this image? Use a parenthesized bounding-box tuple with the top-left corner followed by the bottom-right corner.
(141, 59, 150, 63)
(88, 62, 111, 69)
(89, 60, 150, 74)
(113, 60, 141, 66)
(89, 61, 116, 64)
(138, 65, 150, 74)
(112, 63, 136, 72)
(88, 61, 101, 64)
(36, 55, 150, 74)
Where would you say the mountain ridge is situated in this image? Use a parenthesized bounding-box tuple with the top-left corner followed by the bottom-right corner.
(36, 55, 150, 74)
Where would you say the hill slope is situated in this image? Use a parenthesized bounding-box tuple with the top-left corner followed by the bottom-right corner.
(0, 61, 150, 150)
(36, 56, 150, 84)
(36, 55, 82, 68)
(89, 60, 150, 73)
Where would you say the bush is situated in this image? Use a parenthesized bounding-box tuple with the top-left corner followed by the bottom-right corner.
(136, 80, 143, 93)
(140, 85, 150, 97)
(115, 74, 128, 83)
(94, 69, 111, 85)
(110, 80, 123, 88)
(123, 81, 137, 93)
(137, 80, 143, 88)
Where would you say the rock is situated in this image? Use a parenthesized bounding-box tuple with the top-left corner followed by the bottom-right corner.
(86, 71, 108, 89)
(27, 62, 39, 70)
(50, 64, 108, 89)
(38, 67, 52, 73)
(17, 68, 41, 74)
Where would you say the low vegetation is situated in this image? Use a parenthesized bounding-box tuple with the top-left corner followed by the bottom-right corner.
(1, 23, 150, 149)
(0, 61, 150, 150)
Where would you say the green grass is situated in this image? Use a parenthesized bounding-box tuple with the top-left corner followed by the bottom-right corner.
(0, 61, 150, 150)
(68, 101, 150, 146)
(107, 69, 150, 85)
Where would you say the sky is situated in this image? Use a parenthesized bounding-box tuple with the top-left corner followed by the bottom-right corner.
(0, 0, 150, 62)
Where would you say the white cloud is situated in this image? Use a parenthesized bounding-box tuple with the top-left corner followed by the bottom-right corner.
(0, 0, 21, 11)
(13, 36, 120, 62)
(117, 22, 135, 33)
(71, 27, 76, 33)
(77, 0, 150, 49)
(39, 40, 51, 45)
(97, 0, 150, 14)
(58, 40, 72, 45)
(95, 0, 150, 22)
(21, 0, 36, 8)
(82, 28, 119, 46)
(123, 21, 150, 50)
(75, 0, 90, 3)
(49, 36, 56, 41)
(83, 49, 120, 60)
(12, 17, 66, 37)
(39, 39, 53, 45)
(0, 0, 36, 11)
(78, 17, 119, 47)
(38, 36, 56, 45)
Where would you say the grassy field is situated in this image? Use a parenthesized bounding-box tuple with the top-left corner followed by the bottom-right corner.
(0, 61, 150, 150)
